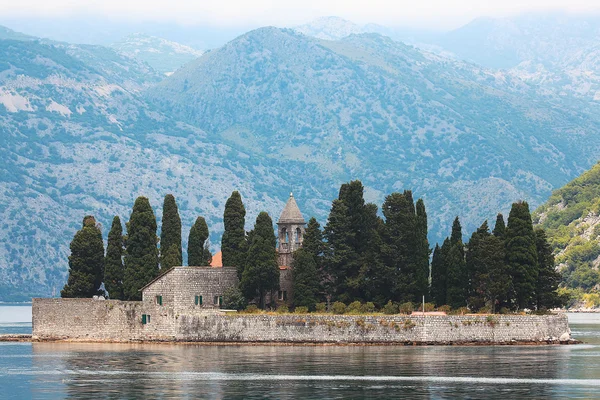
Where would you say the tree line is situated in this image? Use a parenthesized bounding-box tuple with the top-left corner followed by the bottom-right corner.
(61, 195, 211, 300)
(289, 183, 563, 312)
(61, 181, 564, 313)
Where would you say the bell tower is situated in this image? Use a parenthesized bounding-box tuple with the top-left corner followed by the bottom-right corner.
(277, 193, 306, 267)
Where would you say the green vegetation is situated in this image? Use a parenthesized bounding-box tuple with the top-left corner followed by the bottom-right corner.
(159, 194, 182, 270)
(104, 216, 124, 300)
(534, 162, 600, 300)
(240, 212, 279, 309)
(221, 191, 247, 278)
(123, 197, 159, 301)
(187, 216, 211, 266)
(61, 216, 105, 298)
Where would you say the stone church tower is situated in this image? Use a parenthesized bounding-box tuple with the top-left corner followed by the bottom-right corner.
(276, 193, 306, 304)
(277, 193, 306, 267)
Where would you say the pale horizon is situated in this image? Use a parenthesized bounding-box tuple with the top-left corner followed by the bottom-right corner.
(2, 1, 600, 31)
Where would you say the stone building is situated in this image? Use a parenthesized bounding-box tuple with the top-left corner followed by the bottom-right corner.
(275, 193, 306, 305)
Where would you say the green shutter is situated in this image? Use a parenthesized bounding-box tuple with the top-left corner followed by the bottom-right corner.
(142, 314, 147, 324)
(219, 296, 223, 306)
(199, 296, 203, 305)
(194, 296, 198, 305)
(283, 291, 288, 301)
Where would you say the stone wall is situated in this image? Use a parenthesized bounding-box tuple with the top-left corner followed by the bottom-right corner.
(32, 298, 571, 344)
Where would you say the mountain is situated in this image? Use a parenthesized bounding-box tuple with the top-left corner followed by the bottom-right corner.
(147, 27, 600, 241)
(0, 37, 329, 301)
(111, 33, 203, 75)
(533, 162, 600, 304)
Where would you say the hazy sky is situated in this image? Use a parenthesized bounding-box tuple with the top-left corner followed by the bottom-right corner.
(2, 0, 600, 29)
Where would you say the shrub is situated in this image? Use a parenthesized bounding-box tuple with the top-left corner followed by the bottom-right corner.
(362, 302, 376, 313)
(437, 305, 451, 313)
(499, 307, 511, 315)
(295, 306, 309, 314)
(244, 304, 259, 314)
(331, 301, 347, 314)
(450, 307, 470, 315)
(223, 286, 247, 311)
(347, 301, 363, 314)
(382, 301, 398, 315)
(399, 302, 414, 315)
(315, 302, 327, 313)
(276, 304, 289, 314)
(416, 302, 435, 312)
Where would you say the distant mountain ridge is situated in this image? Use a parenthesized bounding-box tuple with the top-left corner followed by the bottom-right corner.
(111, 33, 203, 75)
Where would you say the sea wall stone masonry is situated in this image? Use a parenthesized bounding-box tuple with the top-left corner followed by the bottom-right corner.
(32, 298, 571, 344)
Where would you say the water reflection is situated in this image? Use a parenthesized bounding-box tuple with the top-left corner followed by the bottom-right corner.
(26, 342, 598, 399)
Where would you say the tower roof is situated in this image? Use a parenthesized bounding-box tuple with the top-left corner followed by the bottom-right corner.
(278, 193, 306, 224)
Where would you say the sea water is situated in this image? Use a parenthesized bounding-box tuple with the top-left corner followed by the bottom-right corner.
(1, 304, 599, 399)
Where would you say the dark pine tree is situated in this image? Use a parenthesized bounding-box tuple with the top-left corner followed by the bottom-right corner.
(61, 216, 105, 298)
(493, 213, 506, 238)
(160, 194, 182, 269)
(123, 197, 159, 301)
(505, 201, 538, 310)
(431, 238, 450, 306)
(381, 191, 416, 302)
(241, 212, 279, 308)
(292, 248, 319, 310)
(221, 191, 247, 278)
(535, 228, 563, 310)
(104, 216, 124, 300)
(303, 217, 325, 263)
(324, 181, 384, 303)
(415, 198, 430, 302)
(188, 216, 211, 266)
(445, 217, 467, 309)
(323, 199, 352, 302)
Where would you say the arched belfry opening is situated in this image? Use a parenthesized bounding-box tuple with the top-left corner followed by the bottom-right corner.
(277, 192, 306, 264)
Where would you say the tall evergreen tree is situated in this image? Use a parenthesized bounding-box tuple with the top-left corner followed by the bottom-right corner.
(431, 239, 450, 306)
(160, 194, 182, 269)
(188, 216, 211, 266)
(446, 217, 468, 309)
(123, 197, 159, 301)
(382, 191, 416, 302)
(505, 201, 538, 310)
(241, 212, 279, 308)
(466, 221, 509, 312)
(324, 181, 383, 303)
(61, 216, 104, 298)
(104, 216, 124, 300)
(303, 217, 325, 263)
(292, 249, 319, 310)
(415, 198, 430, 301)
(535, 228, 563, 310)
(221, 191, 247, 278)
(493, 213, 506, 238)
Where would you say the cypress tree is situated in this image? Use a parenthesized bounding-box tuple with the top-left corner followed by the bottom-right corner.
(292, 249, 319, 310)
(323, 199, 352, 302)
(160, 194, 182, 269)
(123, 197, 159, 301)
(446, 217, 467, 309)
(486, 234, 510, 313)
(382, 191, 416, 302)
(241, 212, 279, 308)
(61, 216, 104, 298)
(493, 213, 506, 238)
(431, 239, 450, 306)
(188, 216, 211, 266)
(535, 228, 563, 310)
(221, 191, 247, 278)
(415, 199, 430, 302)
(505, 201, 538, 310)
(104, 216, 124, 300)
(303, 217, 324, 263)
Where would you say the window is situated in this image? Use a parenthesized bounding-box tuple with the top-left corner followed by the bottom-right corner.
(195, 295, 203, 306)
(142, 314, 151, 324)
(278, 291, 287, 301)
(213, 296, 223, 306)
(156, 295, 162, 306)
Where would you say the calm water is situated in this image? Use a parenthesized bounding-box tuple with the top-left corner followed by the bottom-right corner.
(1, 305, 600, 399)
